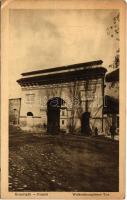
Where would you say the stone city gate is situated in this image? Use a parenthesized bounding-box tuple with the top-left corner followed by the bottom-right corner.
(47, 97, 65, 134)
(17, 60, 107, 135)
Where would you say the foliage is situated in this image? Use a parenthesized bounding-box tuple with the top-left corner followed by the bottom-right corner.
(107, 13, 120, 69)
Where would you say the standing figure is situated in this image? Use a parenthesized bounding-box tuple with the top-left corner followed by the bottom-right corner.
(43, 123, 47, 130)
(94, 127, 98, 136)
(110, 125, 116, 140)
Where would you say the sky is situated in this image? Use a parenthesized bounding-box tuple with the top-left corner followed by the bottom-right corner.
(8, 9, 119, 98)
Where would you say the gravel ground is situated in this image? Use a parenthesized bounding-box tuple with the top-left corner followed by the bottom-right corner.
(9, 129, 119, 192)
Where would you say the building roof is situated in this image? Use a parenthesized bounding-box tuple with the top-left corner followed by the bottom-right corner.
(17, 60, 107, 86)
(9, 98, 21, 101)
(21, 60, 103, 76)
(106, 68, 119, 82)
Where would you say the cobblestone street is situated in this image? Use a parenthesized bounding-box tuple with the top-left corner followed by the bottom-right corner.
(9, 129, 119, 192)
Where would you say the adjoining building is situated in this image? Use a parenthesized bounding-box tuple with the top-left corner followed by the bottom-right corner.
(9, 98, 21, 125)
(103, 68, 119, 135)
(17, 60, 107, 135)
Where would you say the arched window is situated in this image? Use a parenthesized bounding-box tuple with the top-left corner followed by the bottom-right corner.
(27, 112, 33, 117)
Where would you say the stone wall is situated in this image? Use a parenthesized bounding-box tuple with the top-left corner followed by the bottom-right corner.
(19, 79, 104, 134)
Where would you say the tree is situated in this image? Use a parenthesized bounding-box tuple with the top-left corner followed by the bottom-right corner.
(107, 13, 120, 69)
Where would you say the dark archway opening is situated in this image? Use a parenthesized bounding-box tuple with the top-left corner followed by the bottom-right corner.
(81, 112, 92, 136)
(47, 97, 64, 134)
(27, 112, 33, 117)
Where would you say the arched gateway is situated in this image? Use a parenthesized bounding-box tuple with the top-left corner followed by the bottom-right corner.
(47, 97, 65, 134)
(17, 60, 107, 135)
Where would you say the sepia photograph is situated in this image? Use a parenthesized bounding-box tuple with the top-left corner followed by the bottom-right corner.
(1, 0, 126, 199)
